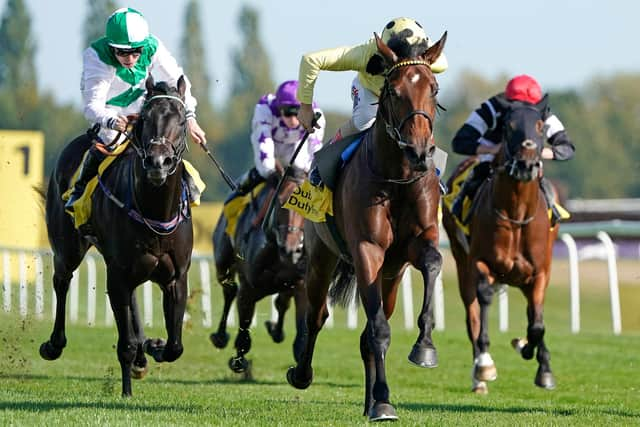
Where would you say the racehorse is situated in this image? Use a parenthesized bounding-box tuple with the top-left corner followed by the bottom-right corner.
(209, 167, 308, 374)
(442, 95, 559, 394)
(286, 33, 447, 421)
(40, 76, 194, 397)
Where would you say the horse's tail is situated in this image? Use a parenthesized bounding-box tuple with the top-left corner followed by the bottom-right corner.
(328, 260, 358, 309)
(33, 184, 47, 210)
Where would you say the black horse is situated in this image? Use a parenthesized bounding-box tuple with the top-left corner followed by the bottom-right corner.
(40, 76, 194, 396)
(209, 168, 308, 374)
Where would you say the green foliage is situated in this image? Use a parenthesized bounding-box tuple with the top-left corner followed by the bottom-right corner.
(83, 0, 118, 47)
(0, 0, 36, 89)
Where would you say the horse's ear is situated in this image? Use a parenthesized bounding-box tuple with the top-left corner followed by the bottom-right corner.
(422, 31, 447, 66)
(536, 93, 549, 113)
(145, 74, 155, 94)
(374, 32, 398, 66)
(177, 75, 187, 98)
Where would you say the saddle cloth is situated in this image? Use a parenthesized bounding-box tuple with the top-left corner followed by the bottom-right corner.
(63, 141, 206, 229)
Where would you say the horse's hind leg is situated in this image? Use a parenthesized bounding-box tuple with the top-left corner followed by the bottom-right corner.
(40, 246, 89, 361)
(408, 240, 442, 368)
(210, 219, 237, 349)
(265, 290, 293, 344)
(228, 285, 257, 373)
(210, 276, 237, 349)
(287, 227, 337, 390)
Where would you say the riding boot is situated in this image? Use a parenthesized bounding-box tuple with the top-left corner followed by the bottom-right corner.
(451, 173, 482, 223)
(540, 177, 561, 225)
(65, 145, 106, 214)
(230, 167, 264, 199)
(309, 166, 322, 187)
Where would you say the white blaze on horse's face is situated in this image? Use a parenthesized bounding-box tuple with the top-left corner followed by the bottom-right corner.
(410, 74, 420, 85)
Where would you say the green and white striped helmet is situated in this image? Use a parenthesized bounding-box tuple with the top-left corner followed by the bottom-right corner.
(105, 8, 149, 49)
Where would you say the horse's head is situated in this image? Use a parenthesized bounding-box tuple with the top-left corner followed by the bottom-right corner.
(374, 31, 447, 172)
(133, 76, 188, 186)
(495, 95, 548, 182)
(272, 167, 306, 265)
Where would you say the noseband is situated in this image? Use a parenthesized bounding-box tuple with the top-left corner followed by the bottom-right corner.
(380, 60, 436, 150)
(132, 94, 188, 175)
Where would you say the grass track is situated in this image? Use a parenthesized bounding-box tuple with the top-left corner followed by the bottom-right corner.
(1, 308, 638, 426)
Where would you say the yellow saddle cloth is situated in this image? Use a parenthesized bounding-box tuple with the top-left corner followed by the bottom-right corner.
(283, 179, 333, 223)
(63, 141, 206, 229)
(222, 183, 267, 238)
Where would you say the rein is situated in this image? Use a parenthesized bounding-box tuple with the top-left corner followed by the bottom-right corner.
(493, 208, 535, 226)
(367, 59, 435, 185)
(381, 60, 435, 150)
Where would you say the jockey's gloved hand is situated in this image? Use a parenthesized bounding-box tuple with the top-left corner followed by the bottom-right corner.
(106, 115, 129, 132)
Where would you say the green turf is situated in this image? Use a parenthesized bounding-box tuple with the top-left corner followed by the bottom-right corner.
(1, 308, 638, 425)
(1, 255, 638, 425)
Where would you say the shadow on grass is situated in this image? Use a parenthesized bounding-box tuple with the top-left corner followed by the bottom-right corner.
(0, 373, 359, 389)
(0, 400, 190, 413)
(398, 402, 640, 420)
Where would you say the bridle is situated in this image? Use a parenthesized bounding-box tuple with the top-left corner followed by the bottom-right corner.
(499, 105, 544, 182)
(132, 94, 188, 175)
(379, 60, 437, 151)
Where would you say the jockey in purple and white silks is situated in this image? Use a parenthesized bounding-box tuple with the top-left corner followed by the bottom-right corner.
(233, 80, 326, 196)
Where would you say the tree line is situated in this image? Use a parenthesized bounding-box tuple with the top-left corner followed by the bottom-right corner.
(1, 0, 638, 201)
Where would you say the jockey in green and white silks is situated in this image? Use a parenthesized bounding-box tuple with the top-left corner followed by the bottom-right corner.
(66, 8, 206, 223)
(81, 7, 199, 147)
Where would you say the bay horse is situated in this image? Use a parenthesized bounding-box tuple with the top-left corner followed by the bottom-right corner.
(209, 168, 308, 374)
(40, 76, 194, 397)
(442, 95, 558, 394)
(286, 33, 447, 421)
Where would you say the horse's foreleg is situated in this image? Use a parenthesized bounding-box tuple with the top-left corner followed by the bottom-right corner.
(265, 290, 293, 344)
(473, 271, 497, 385)
(39, 270, 72, 361)
(210, 277, 238, 349)
(360, 324, 375, 416)
(107, 279, 137, 397)
(292, 279, 308, 363)
(517, 275, 555, 389)
(360, 276, 397, 421)
(408, 241, 442, 368)
(129, 292, 148, 379)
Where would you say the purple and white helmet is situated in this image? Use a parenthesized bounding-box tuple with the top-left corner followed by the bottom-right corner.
(273, 80, 300, 115)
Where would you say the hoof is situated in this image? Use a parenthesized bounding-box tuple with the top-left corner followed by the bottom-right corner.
(535, 371, 556, 390)
(286, 366, 312, 389)
(131, 363, 148, 379)
(143, 338, 166, 362)
(228, 356, 249, 373)
(511, 337, 527, 353)
(39, 341, 63, 361)
(265, 321, 285, 343)
(369, 402, 398, 421)
(472, 382, 488, 394)
(407, 344, 438, 368)
(473, 364, 497, 382)
(210, 331, 230, 349)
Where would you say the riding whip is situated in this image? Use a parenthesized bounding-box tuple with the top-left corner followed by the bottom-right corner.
(199, 142, 238, 191)
(261, 111, 322, 232)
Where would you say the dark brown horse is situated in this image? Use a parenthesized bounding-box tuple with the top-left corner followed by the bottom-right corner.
(40, 77, 193, 396)
(286, 33, 447, 421)
(210, 168, 308, 374)
(442, 96, 558, 394)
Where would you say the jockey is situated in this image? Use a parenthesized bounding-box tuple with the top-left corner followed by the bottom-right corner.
(232, 80, 326, 196)
(449, 74, 576, 224)
(65, 7, 206, 214)
(295, 17, 447, 184)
